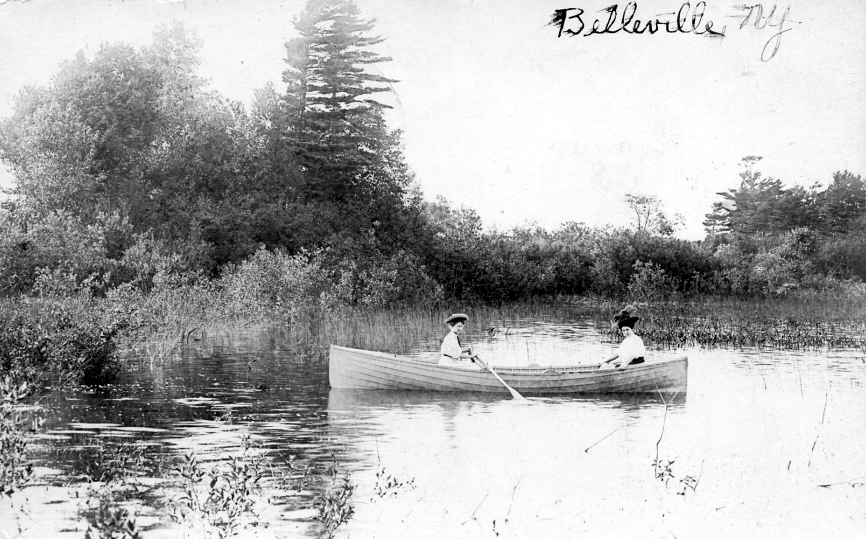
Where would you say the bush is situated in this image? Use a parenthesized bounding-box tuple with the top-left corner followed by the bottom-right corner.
(117, 232, 211, 291)
(628, 260, 674, 301)
(220, 246, 330, 323)
(1, 378, 41, 496)
(0, 210, 131, 294)
(815, 227, 866, 281)
(0, 285, 126, 387)
(324, 250, 443, 307)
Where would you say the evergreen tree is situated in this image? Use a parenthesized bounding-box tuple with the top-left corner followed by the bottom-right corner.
(281, 0, 397, 203)
(818, 170, 866, 234)
(706, 156, 812, 236)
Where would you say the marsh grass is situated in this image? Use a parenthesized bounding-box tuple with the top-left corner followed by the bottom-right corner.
(635, 295, 866, 349)
(283, 300, 605, 356)
(279, 294, 865, 359)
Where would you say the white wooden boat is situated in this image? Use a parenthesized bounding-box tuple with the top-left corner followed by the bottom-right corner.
(329, 345, 687, 395)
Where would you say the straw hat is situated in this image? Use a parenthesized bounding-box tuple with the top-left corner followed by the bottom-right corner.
(444, 313, 468, 325)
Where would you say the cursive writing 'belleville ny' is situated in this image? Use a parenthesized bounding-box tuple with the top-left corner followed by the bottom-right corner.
(550, 2, 795, 61)
(550, 2, 726, 39)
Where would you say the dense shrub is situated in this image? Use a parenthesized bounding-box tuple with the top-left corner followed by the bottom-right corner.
(814, 222, 866, 281)
(0, 279, 126, 386)
(0, 210, 131, 294)
(628, 260, 674, 301)
(220, 246, 331, 323)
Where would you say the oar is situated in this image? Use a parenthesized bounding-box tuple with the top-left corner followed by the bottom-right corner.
(473, 356, 525, 400)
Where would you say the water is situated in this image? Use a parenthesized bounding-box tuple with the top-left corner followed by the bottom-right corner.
(2, 313, 864, 539)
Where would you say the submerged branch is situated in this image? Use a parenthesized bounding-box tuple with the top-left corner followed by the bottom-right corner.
(584, 423, 635, 453)
(818, 475, 866, 488)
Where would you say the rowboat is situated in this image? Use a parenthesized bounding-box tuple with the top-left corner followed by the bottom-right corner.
(329, 345, 688, 395)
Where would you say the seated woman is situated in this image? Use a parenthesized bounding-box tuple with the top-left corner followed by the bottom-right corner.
(602, 316, 646, 370)
(439, 313, 482, 369)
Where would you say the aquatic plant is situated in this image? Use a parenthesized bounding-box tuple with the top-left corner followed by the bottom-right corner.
(170, 435, 267, 538)
(84, 500, 142, 539)
(315, 462, 355, 539)
(372, 466, 415, 500)
(84, 443, 146, 486)
(0, 378, 41, 496)
(281, 454, 316, 494)
(628, 297, 866, 350)
(651, 458, 675, 487)
(678, 474, 699, 496)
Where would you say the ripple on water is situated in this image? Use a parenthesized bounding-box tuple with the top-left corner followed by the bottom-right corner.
(13, 322, 866, 539)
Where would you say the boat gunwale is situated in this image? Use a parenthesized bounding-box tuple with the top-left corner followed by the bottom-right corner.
(330, 344, 687, 376)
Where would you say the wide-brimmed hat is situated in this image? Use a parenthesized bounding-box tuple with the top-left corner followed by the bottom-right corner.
(444, 313, 468, 325)
(617, 316, 639, 329)
(623, 304, 636, 313)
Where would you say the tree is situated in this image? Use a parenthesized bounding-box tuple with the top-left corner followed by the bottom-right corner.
(0, 23, 211, 228)
(705, 156, 813, 236)
(280, 0, 397, 203)
(705, 158, 862, 238)
(702, 201, 728, 236)
(818, 170, 866, 234)
(624, 194, 683, 236)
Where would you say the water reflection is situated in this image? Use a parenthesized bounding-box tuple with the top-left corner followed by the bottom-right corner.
(2, 316, 864, 539)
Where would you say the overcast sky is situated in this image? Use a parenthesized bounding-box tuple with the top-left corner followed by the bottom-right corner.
(1, 0, 864, 239)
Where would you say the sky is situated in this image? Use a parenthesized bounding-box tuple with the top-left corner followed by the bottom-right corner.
(0, 0, 864, 239)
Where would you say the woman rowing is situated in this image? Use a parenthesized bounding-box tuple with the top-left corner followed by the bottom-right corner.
(439, 313, 482, 369)
(602, 315, 646, 370)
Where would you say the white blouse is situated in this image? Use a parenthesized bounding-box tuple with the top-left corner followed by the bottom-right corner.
(440, 331, 463, 363)
(617, 334, 646, 363)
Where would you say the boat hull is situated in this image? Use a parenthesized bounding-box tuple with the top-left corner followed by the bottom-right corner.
(329, 345, 687, 395)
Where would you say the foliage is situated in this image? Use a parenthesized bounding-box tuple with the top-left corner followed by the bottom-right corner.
(0, 0, 862, 340)
(818, 170, 866, 234)
(628, 260, 674, 301)
(315, 457, 355, 539)
(0, 284, 126, 386)
(84, 443, 146, 486)
(814, 220, 866, 280)
(627, 293, 866, 349)
(0, 209, 131, 294)
(170, 436, 266, 539)
(652, 458, 675, 486)
(84, 501, 142, 539)
(282, 0, 396, 201)
(0, 378, 41, 497)
(317, 235, 443, 307)
(372, 466, 415, 500)
(704, 157, 866, 239)
(704, 156, 822, 235)
(624, 194, 683, 236)
(220, 246, 330, 323)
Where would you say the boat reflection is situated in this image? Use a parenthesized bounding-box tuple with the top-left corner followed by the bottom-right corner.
(327, 388, 686, 411)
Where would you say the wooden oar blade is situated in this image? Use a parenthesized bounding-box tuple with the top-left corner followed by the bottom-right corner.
(476, 356, 524, 400)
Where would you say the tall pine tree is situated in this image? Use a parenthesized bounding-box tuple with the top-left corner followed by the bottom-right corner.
(281, 0, 397, 204)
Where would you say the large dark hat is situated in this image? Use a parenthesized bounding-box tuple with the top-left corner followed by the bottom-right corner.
(617, 316, 639, 329)
(444, 313, 468, 325)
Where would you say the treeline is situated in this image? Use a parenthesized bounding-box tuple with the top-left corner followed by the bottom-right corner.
(1, 0, 865, 310)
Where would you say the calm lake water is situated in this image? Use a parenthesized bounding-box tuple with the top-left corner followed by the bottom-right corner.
(3, 309, 865, 539)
